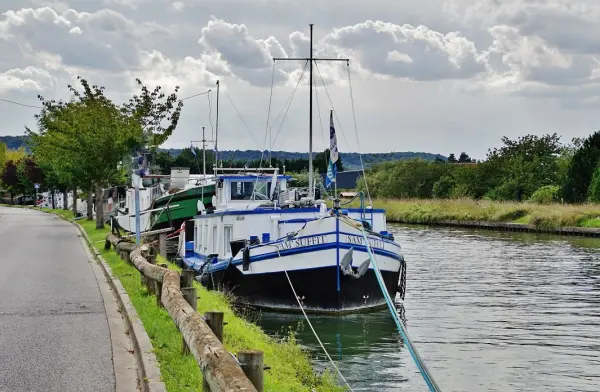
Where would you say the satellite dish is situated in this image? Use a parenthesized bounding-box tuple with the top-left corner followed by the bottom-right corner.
(197, 200, 206, 213)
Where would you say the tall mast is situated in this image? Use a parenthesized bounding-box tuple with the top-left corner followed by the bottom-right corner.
(215, 80, 220, 169)
(308, 24, 314, 198)
(202, 126, 207, 177)
(273, 24, 349, 199)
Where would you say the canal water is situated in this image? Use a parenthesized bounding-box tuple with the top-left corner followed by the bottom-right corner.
(258, 225, 600, 391)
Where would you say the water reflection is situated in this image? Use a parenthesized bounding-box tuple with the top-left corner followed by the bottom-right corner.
(258, 225, 600, 391)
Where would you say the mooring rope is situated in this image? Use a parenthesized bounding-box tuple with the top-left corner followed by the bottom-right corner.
(283, 270, 354, 391)
(357, 223, 442, 392)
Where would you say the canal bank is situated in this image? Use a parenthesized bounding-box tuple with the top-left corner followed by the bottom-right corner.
(367, 199, 600, 237)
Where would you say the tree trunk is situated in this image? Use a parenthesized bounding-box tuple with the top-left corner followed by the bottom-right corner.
(87, 185, 94, 221)
(62, 190, 68, 210)
(72, 187, 78, 217)
(95, 182, 104, 229)
(10, 193, 13, 204)
(51, 189, 56, 210)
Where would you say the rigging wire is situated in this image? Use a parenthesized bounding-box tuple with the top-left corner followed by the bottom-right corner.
(313, 64, 327, 157)
(346, 63, 373, 206)
(180, 90, 211, 101)
(271, 60, 309, 147)
(223, 89, 262, 150)
(349, 215, 441, 392)
(263, 62, 277, 166)
(312, 62, 349, 145)
(283, 270, 354, 392)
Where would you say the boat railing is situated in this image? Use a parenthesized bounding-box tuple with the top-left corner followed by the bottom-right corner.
(339, 191, 367, 221)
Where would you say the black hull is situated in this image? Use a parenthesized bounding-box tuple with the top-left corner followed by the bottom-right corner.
(200, 265, 402, 313)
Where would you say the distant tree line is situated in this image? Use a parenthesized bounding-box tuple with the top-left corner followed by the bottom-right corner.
(358, 132, 600, 204)
(152, 148, 344, 180)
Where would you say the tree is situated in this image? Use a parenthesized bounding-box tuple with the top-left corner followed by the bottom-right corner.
(1, 160, 21, 203)
(0, 142, 6, 171)
(121, 78, 184, 147)
(485, 133, 562, 201)
(447, 153, 457, 163)
(458, 152, 472, 163)
(563, 131, 600, 203)
(31, 77, 143, 227)
(17, 157, 45, 195)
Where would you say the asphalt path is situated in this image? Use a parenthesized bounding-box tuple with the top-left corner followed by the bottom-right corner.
(0, 207, 115, 392)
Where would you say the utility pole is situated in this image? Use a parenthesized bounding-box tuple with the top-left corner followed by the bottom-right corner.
(273, 24, 349, 199)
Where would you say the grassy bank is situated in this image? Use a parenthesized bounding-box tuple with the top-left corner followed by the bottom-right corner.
(41, 208, 343, 392)
(368, 198, 600, 229)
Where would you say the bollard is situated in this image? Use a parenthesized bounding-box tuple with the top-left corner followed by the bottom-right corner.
(159, 233, 167, 258)
(238, 350, 264, 392)
(180, 269, 195, 288)
(204, 311, 224, 342)
(181, 287, 197, 355)
(155, 263, 168, 308)
(104, 239, 111, 251)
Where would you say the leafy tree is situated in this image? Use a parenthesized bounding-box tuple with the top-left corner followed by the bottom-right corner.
(588, 163, 600, 203)
(0, 142, 6, 171)
(458, 152, 472, 163)
(485, 134, 562, 201)
(563, 131, 600, 203)
(31, 77, 143, 227)
(1, 160, 22, 202)
(121, 78, 184, 147)
(17, 157, 45, 194)
(447, 153, 457, 163)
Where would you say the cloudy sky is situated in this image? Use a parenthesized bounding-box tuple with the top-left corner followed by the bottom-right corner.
(1, 0, 600, 159)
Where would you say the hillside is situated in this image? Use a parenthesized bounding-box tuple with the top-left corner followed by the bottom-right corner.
(1, 135, 446, 169)
(161, 149, 446, 170)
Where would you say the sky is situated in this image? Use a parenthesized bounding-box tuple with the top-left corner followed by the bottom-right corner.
(1, 0, 600, 159)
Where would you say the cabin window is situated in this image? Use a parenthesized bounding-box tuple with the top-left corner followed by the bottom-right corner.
(224, 225, 233, 254)
(212, 225, 217, 253)
(230, 181, 272, 201)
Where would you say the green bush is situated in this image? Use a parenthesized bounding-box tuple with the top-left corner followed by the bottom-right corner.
(588, 164, 600, 202)
(529, 185, 561, 204)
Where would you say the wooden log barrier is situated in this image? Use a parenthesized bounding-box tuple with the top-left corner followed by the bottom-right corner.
(105, 233, 257, 392)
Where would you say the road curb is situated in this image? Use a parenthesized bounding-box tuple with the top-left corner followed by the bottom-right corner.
(40, 209, 167, 392)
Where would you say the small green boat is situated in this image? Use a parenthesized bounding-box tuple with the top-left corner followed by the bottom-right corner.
(150, 181, 216, 236)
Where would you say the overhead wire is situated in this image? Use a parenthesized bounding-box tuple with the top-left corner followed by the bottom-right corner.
(0, 98, 42, 109)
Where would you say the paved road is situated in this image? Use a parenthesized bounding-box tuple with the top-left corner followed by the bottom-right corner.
(0, 207, 115, 392)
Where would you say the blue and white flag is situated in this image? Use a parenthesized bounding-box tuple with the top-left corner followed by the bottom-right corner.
(190, 142, 196, 156)
(325, 111, 338, 188)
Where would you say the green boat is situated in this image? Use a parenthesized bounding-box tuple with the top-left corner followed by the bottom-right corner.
(150, 181, 216, 238)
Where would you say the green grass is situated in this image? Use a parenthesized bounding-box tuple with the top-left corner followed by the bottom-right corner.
(364, 198, 600, 229)
(41, 208, 344, 392)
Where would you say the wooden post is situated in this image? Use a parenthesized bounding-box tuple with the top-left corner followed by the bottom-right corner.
(238, 350, 264, 392)
(104, 239, 111, 250)
(146, 255, 157, 295)
(159, 233, 167, 258)
(181, 287, 197, 355)
(181, 269, 195, 288)
(204, 312, 224, 342)
(155, 263, 168, 308)
(120, 251, 126, 261)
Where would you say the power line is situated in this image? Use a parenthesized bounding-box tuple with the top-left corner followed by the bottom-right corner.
(0, 98, 42, 109)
